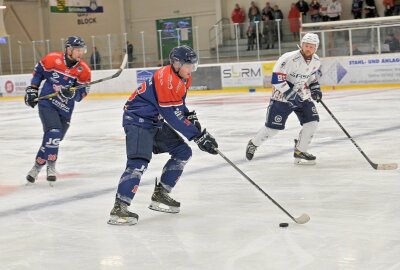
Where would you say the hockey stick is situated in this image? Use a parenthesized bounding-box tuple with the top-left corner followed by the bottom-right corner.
(215, 148, 310, 224)
(36, 54, 128, 101)
(319, 100, 398, 170)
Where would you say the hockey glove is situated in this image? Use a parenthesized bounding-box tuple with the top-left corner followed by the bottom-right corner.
(283, 88, 302, 109)
(309, 82, 322, 102)
(194, 129, 218, 155)
(59, 86, 76, 100)
(24, 86, 39, 108)
(185, 110, 201, 131)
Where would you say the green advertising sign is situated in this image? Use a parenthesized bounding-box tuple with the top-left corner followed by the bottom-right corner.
(50, 0, 104, 13)
(156, 17, 193, 64)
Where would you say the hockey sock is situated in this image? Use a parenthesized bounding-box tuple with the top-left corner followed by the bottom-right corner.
(296, 121, 318, 152)
(252, 126, 279, 146)
(35, 129, 62, 164)
(160, 144, 192, 192)
(116, 159, 148, 205)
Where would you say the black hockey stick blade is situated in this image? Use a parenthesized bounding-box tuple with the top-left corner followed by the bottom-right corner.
(36, 54, 128, 101)
(214, 148, 310, 225)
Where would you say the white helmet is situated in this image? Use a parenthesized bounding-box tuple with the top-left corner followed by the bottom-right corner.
(301, 33, 319, 50)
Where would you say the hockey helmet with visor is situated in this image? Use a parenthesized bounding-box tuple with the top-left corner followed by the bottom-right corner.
(65, 36, 87, 54)
(169, 45, 198, 72)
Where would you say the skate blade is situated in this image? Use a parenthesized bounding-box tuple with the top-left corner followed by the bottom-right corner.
(294, 158, 316, 165)
(148, 201, 180, 214)
(107, 215, 138, 226)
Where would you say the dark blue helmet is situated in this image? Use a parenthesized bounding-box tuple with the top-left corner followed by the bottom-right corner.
(65, 36, 87, 52)
(169, 45, 198, 71)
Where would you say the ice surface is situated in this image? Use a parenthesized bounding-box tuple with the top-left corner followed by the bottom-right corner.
(0, 88, 399, 270)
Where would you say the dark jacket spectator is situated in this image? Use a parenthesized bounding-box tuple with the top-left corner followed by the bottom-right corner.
(272, 5, 284, 19)
(296, 0, 310, 22)
(351, 0, 363, 19)
(127, 41, 134, 68)
(246, 25, 257, 51)
(90, 47, 101, 70)
(309, 0, 321, 22)
(365, 0, 378, 17)
(248, 1, 261, 22)
(384, 34, 400, 52)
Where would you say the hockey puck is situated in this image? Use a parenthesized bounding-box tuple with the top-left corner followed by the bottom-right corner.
(279, 222, 289, 228)
(249, 88, 256, 93)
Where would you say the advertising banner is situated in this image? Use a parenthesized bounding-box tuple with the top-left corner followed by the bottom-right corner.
(49, 0, 104, 13)
(319, 54, 400, 86)
(0, 75, 31, 97)
(221, 63, 263, 89)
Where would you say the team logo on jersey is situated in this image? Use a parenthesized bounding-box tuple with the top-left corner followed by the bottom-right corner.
(78, 67, 83, 72)
(274, 115, 282, 123)
(52, 72, 60, 79)
(56, 59, 62, 65)
(312, 106, 317, 114)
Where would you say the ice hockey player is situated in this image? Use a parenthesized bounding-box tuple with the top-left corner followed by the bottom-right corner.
(24, 36, 91, 184)
(108, 45, 219, 226)
(245, 32, 322, 165)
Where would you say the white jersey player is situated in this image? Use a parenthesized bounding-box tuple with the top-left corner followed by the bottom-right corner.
(246, 33, 323, 165)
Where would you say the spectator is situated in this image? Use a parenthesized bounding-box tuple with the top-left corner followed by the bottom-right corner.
(272, 5, 284, 41)
(231, 3, 246, 39)
(383, 0, 394, 16)
(127, 41, 134, 68)
(394, 0, 400, 15)
(261, 2, 273, 16)
(319, 0, 329, 21)
(272, 4, 284, 19)
(351, 0, 363, 19)
(296, 0, 310, 22)
(365, 0, 378, 17)
(384, 33, 400, 52)
(288, 3, 301, 41)
(246, 25, 256, 51)
(309, 0, 321, 22)
(262, 9, 275, 49)
(248, 1, 261, 23)
(327, 0, 342, 21)
(352, 44, 363, 55)
(90, 46, 101, 70)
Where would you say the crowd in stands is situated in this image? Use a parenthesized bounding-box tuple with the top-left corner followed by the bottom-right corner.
(231, 0, 400, 52)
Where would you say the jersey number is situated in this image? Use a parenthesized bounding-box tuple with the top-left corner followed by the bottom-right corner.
(128, 82, 147, 101)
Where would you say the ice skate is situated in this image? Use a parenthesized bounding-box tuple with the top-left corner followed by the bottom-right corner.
(108, 200, 139, 226)
(26, 164, 42, 184)
(148, 181, 180, 214)
(46, 164, 57, 185)
(294, 139, 316, 165)
(245, 140, 258, 161)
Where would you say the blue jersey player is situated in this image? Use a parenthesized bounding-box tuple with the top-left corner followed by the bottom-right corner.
(108, 45, 219, 226)
(24, 36, 91, 184)
(245, 33, 323, 165)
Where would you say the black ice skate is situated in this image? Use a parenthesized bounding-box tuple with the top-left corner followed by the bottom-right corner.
(26, 164, 42, 183)
(294, 139, 316, 165)
(108, 200, 139, 226)
(148, 180, 180, 214)
(245, 140, 258, 161)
